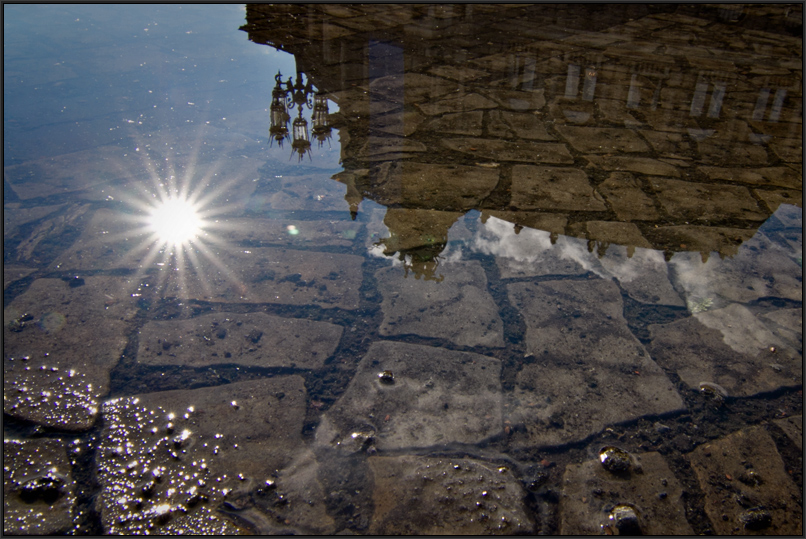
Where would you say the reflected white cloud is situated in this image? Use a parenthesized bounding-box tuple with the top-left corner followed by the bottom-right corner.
(472, 216, 608, 278)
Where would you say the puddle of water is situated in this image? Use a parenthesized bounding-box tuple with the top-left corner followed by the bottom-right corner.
(4, 4, 802, 535)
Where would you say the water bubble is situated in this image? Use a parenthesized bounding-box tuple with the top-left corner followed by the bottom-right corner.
(19, 471, 68, 504)
(699, 382, 728, 400)
(740, 507, 772, 530)
(599, 446, 633, 473)
(609, 504, 641, 535)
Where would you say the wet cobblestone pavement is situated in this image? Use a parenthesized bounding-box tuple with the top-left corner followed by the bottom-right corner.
(4, 3, 803, 535)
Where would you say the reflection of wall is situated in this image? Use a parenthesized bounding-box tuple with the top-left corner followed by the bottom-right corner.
(242, 4, 803, 273)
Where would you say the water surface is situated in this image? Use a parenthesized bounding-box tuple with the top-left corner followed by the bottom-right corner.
(3, 4, 803, 535)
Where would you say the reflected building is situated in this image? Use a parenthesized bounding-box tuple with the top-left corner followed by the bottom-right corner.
(242, 3, 802, 278)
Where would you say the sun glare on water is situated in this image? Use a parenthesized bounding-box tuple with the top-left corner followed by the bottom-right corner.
(149, 197, 203, 248)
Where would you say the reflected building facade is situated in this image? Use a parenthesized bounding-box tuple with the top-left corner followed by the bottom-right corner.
(242, 3, 802, 278)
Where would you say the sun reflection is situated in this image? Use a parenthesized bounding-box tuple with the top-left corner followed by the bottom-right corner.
(148, 197, 203, 248)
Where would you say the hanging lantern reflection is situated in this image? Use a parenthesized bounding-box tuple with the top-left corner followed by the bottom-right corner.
(311, 92, 332, 147)
(269, 70, 332, 159)
(291, 113, 312, 161)
(269, 73, 291, 147)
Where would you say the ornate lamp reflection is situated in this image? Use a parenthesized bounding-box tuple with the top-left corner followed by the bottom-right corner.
(291, 113, 312, 161)
(269, 70, 332, 160)
(269, 73, 291, 146)
(311, 93, 332, 147)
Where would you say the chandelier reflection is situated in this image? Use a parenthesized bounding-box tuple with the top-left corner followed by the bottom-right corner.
(269, 71, 332, 161)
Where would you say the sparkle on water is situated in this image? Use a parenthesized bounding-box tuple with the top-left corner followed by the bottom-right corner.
(148, 197, 203, 248)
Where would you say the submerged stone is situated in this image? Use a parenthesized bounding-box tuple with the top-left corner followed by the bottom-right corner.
(3, 276, 136, 429)
(368, 455, 534, 534)
(3, 439, 76, 535)
(317, 341, 502, 450)
(507, 278, 684, 447)
(376, 260, 505, 348)
(137, 312, 342, 369)
(96, 377, 307, 534)
(688, 426, 801, 536)
(560, 451, 692, 535)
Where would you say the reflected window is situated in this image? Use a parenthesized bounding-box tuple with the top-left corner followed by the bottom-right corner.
(752, 88, 771, 121)
(582, 66, 597, 101)
(627, 74, 641, 109)
(769, 88, 786, 121)
(565, 64, 580, 98)
(690, 80, 709, 116)
(707, 82, 726, 119)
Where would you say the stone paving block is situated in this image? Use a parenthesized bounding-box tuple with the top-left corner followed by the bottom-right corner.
(695, 303, 801, 359)
(688, 425, 802, 535)
(646, 225, 756, 258)
(3, 277, 137, 428)
(377, 208, 463, 254)
(442, 138, 574, 164)
(379, 161, 499, 209)
(649, 177, 769, 223)
(754, 188, 803, 213)
(48, 208, 150, 271)
(484, 88, 546, 111)
(639, 128, 692, 155)
(316, 341, 502, 450)
(376, 260, 504, 347)
(246, 448, 335, 534)
(4, 145, 141, 200)
(487, 110, 555, 141)
(597, 245, 685, 307)
(769, 138, 802, 164)
(369, 109, 425, 137)
(370, 73, 457, 104)
(367, 455, 534, 534)
(96, 376, 307, 534)
(507, 279, 684, 447)
(137, 312, 343, 369)
(3, 438, 77, 535)
(555, 126, 650, 153)
(699, 166, 803, 190)
(364, 137, 428, 161)
(3, 203, 66, 238)
(245, 172, 349, 213)
(427, 64, 489, 82)
(3, 266, 35, 290)
(773, 415, 803, 451)
(422, 110, 483, 136)
(586, 155, 681, 176)
(647, 307, 802, 397)
(759, 308, 803, 352)
(415, 92, 499, 116)
(480, 210, 567, 236)
(4, 360, 101, 431)
(9, 204, 91, 266)
(511, 166, 606, 211)
(696, 139, 770, 167)
(560, 451, 692, 535)
(669, 231, 802, 303)
(597, 171, 660, 221)
(159, 247, 364, 310)
(596, 98, 641, 126)
(566, 221, 653, 250)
